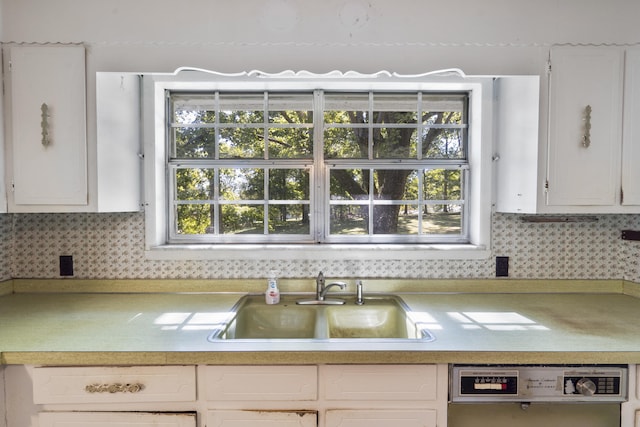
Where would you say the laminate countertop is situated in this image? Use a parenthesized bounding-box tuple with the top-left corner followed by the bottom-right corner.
(1, 279, 640, 366)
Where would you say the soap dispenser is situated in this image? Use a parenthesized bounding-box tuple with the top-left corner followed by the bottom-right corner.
(265, 270, 280, 304)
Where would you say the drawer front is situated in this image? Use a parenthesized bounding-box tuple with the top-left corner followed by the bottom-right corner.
(39, 412, 196, 427)
(33, 366, 196, 404)
(321, 365, 439, 401)
(201, 365, 317, 401)
(208, 410, 317, 427)
(325, 409, 437, 427)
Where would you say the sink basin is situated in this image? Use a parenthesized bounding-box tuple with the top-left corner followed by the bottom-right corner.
(208, 294, 435, 342)
(212, 298, 318, 339)
(325, 299, 421, 339)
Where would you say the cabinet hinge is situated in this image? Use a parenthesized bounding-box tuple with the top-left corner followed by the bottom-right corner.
(621, 187, 624, 204)
(546, 60, 552, 75)
(544, 180, 549, 192)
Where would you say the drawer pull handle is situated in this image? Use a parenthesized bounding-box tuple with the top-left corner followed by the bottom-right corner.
(41, 103, 50, 147)
(85, 383, 145, 394)
(582, 104, 592, 148)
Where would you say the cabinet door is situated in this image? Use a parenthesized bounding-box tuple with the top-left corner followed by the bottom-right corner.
(39, 412, 196, 427)
(5, 45, 87, 208)
(622, 47, 640, 205)
(208, 410, 317, 427)
(32, 365, 196, 404)
(547, 46, 624, 206)
(201, 365, 317, 401)
(325, 410, 437, 427)
(321, 364, 439, 401)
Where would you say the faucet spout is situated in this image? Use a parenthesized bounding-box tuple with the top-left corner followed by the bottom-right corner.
(318, 282, 346, 300)
(297, 272, 347, 305)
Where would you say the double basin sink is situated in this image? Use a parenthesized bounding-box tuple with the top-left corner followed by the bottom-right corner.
(208, 294, 435, 342)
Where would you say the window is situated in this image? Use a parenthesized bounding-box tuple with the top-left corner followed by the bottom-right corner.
(168, 90, 468, 244)
(143, 71, 493, 260)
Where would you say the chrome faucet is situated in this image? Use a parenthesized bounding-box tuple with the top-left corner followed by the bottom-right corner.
(316, 271, 346, 301)
(297, 272, 347, 305)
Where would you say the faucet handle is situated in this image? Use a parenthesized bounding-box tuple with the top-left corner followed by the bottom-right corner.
(355, 280, 364, 305)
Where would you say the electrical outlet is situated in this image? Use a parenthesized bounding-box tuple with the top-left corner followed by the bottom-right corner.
(60, 255, 74, 276)
(496, 256, 509, 277)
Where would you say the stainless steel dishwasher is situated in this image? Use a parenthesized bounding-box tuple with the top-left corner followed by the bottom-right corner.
(449, 365, 627, 427)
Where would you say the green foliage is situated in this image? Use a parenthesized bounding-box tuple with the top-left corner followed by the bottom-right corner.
(171, 92, 466, 238)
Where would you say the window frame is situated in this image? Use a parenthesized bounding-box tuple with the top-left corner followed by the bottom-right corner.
(142, 70, 494, 261)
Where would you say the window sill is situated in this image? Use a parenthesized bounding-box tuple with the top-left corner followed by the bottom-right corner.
(145, 243, 490, 261)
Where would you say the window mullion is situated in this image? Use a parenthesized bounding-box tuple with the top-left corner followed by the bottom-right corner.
(368, 92, 374, 160)
(417, 92, 423, 161)
(263, 91, 269, 159)
(213, 168, 220, 235)
(314, 90, 326, 243)
(214, 92, 220, 160)
(264, 167, 270, 235)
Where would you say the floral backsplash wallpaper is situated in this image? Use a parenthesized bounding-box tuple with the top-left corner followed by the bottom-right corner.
(1, 212, 640, 282)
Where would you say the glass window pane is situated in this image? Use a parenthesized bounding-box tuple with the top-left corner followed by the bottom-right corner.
(219, 127, 265, 158)
(221, 205, 264, 234)
(373, 169, 414, 200)
(176, 204, 214, 235)
(219, 94, 264, 124)
(422, 128, 465, 159)
(373, 127, 418, 159)
(220, 168, 264, 200)
(422, 95, 466, 125)
(324, 93, 369, 123)
(172, 94, 216, 124)
(269, 205, 310, 234)
(175, 168, 214, 200)
(422, 204, 462, 234)
(268, 128, 313, 158)
(424, 169, 462, 201)
(396, 204, 419, 235)
(269, 169, 310, 200)
(330, 205, 368, 235)
(372, 94, 417, 122)
(330, 169, 368, 200)
(173, 128, 216, 159)
(269, 94, 313, 124)
(324, 127, 367, 159)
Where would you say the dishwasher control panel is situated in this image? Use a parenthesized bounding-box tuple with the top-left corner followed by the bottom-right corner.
(451, 365, 627, 402)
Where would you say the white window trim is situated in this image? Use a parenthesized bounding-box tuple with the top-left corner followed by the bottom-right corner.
(142, 69, 493, 261)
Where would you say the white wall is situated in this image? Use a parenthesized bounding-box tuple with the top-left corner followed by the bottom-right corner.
(3, 0, 639, 75)
(2, 0, 640, 281)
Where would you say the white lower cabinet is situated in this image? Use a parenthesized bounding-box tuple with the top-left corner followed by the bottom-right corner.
(621, 364, 639, 426)
(207, 410, 317, 427)
(200, 364, 447, 427)
(38, 412, 196, 427)
(201, 365, 318, 401)
(32, 365, 196, 404)
(321, 365, 445, 427)
(4, 365, 197, 427)
(325, 410, 437, 427)
(4, 364, 447, 427)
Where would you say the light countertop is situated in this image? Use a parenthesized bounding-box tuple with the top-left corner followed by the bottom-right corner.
(1, 279, 640, 366)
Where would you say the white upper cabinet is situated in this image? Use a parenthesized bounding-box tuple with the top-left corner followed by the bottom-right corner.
(2, 46, 141, 213)
(547, 46, 624, 208)
(622, 47, 640, 206)
(4, 45, 88, 210)
(496, 45, 640, 213)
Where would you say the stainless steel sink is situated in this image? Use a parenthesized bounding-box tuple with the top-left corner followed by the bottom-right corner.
(208, 294, 435, 342)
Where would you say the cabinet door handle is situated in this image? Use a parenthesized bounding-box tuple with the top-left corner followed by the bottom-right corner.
(40, 103, 50, 146)
(84, 382, 145, 394)
(582, 104, 592, 148)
